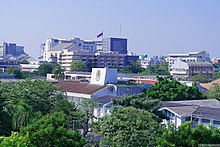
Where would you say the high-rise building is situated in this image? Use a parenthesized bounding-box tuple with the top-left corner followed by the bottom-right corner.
(0, 42, 25, 57)
(102, 38, 127, 54)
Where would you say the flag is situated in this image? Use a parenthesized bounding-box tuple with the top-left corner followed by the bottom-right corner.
(97, 32, 103, 38)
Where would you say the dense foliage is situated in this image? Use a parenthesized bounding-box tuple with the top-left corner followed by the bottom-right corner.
(6, 66, 23, 79)
(189, 74, 209, 83)
(157, 122, 220, 147)
(146, 77, 204, 101)
(214, 71, 220, 80)
(120, 60, 144, 74)
(38, 63, 53, 76)
(204, 83, 220, 100)
(95, 106, 162, 147)
(141, 62, 169, 75)
(71, 60, 86, 72)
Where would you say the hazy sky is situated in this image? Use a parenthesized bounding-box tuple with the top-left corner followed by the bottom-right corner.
(1, 0, 220, 58)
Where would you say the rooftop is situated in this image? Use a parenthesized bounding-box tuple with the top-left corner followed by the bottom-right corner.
(58, 81, 107, 95)
(49, 43, 77, 51)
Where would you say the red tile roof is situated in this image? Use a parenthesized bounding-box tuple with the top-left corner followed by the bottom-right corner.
(58, 81, 106, 95)
(200, 78, 220, 90)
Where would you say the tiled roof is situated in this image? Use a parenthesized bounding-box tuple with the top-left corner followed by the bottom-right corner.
(200, 78, 220, 90)
(58, 81, 106, 95)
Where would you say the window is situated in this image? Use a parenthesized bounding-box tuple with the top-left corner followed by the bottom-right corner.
(214, 120, 220, 125)
(202, 119, 210, 123)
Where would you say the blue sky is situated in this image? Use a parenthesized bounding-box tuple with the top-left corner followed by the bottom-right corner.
(1, 0, 220, 58)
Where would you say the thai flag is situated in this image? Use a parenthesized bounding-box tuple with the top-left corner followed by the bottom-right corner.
(97, 32, 103, 38)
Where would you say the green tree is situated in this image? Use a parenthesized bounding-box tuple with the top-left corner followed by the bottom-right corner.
(112, 93, 164, 120)
(214, 71, 220, 80)
(20, 60, 29, 64)
(70, 60, 86, 72)
(190, 74, 209, 83)
(17, 112, 85, 147)
(0, 82, 13, 136)
(157, 122, 220, 147)
(146, 77, 204, 101)
(6, 66, 23, 79)
(141, 62, 170, 75)
(121, 60, 144, 74)
(95, 106, 162, 147)
(52, 64, 64, 81)
(204, 83, 220, 100)
(0, 132, 30, 147)
(38, 63, 53, 76)
(74, 99, 98, 137)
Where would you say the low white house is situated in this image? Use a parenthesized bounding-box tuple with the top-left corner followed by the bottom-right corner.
(160, 99, 220, 128)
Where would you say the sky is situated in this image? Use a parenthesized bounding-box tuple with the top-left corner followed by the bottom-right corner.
(0, 0, 220, 58)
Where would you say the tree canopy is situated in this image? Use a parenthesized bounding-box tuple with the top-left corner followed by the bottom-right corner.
(190, 74, 209, 83)
(94, 106, 162, 147)
(146, 77, 204, 101)
(71, 60, 86, 72)
(141, 62, 170, 75)
(38, 63, 53, 76)
(157, 122, 220, 147)
(204, 83, 220, 100)
(6, 66, 23, 79)
(120, 60, 144, 74)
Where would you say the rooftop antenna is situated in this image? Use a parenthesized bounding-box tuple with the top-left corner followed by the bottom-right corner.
(120, 24, 122, 37)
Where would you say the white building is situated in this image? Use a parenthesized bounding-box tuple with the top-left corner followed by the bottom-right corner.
(170, 58, 213, 80)
(160, 99, 220, 128)
(43, 38, 96, 61)
(167, 50, 210, 68)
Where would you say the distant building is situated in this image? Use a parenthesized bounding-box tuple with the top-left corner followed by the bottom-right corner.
(0, 42, 25, 57)
(170, 58, 213, 80)
(167, 51, 210, 68)
(102, 38, 127, 54)
(212, 57, 220, 64)
(160, 99, 220, 128)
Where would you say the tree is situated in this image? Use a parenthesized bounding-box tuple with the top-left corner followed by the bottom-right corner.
(204, 83, 220, 100)
(38, 63, 53, 76)
(214, 71, 220, 80)
(112, 93, 164, 120)
(9, 112, 85, 147)
(0, 132, 30, 147)
(74, 99, 98, 137)
(190, 74, 209, 83)
(6, 66, 23, 79)
(0, 82, 13, 136)
(20, 60, 29, 64)
(120, 60, 144, 74)
(94, 106, 162, 147)
(157, 122, 220, 147)
(52, 64, 64, 81)
(3, 79, 71, 131)
(70, 60, 86, 72)
(146, 77, 204, 101)
(141, 62, 170, 75)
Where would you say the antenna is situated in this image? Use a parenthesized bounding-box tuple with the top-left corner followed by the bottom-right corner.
(120, 24, 122, 37)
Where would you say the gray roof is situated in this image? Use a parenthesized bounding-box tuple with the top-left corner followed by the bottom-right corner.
(49, 43, 78, 51)
(161, 99, 220, 119)
(65, 71, 91, 75)
(168, 106, 199, 116)
(93, 95, 119, 105)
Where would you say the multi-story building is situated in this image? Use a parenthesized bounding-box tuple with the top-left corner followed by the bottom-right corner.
(43, 38, 96, 61)
(102, 37, 127, 54)
(170, 58, 213, 80)
(0, 42, 25, 57)
(212, 57, 220, 64)
(167, 51, 210, 68)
